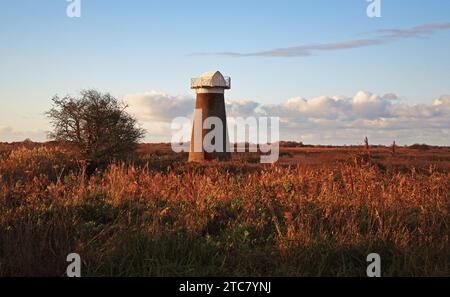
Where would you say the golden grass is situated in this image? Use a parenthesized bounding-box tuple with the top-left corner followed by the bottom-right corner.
(0, 144, 448, 276)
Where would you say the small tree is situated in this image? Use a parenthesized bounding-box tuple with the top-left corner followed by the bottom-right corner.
(47, 89, 146, 170)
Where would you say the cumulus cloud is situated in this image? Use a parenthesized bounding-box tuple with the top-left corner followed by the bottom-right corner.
(4, 90, 448, 145)
(122, 91, 264, 142)
(123, 91, 194, 121)
(433, 95, 450, 106)
(124, 91, 265, 121)
(225, 99, 261, 117)
(122, 90, 450, 145)
(259, 91, 396, 121)
(191, 22, 450, 58)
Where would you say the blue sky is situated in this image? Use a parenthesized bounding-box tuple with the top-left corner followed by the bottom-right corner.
(1, 0, 450, 144)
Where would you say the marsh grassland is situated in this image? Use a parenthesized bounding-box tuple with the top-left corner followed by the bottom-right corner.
(0, 142, 448, 276)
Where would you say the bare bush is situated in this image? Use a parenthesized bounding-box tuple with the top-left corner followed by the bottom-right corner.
(46, 89, 146, 171)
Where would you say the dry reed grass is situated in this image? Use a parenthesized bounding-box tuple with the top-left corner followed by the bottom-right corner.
(0, 144, 448, 276)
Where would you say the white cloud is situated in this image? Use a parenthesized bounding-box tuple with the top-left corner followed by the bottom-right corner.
(122, 91, 194, 142)
(4, 90, 447, 145)
(433, 95, 450, 106)
(260, 91, 394, 121)
(225, 99, 260, 117)
(122, 90, 450, 145)
(123, 90, 194, 121)
(352, 91, 392, 119)
(122, 91, 264, 142)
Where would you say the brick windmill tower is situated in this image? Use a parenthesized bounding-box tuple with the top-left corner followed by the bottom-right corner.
(189, 70, 232, 162)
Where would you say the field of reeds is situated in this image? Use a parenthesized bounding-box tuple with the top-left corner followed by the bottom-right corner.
(0, 142, 449, 276)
